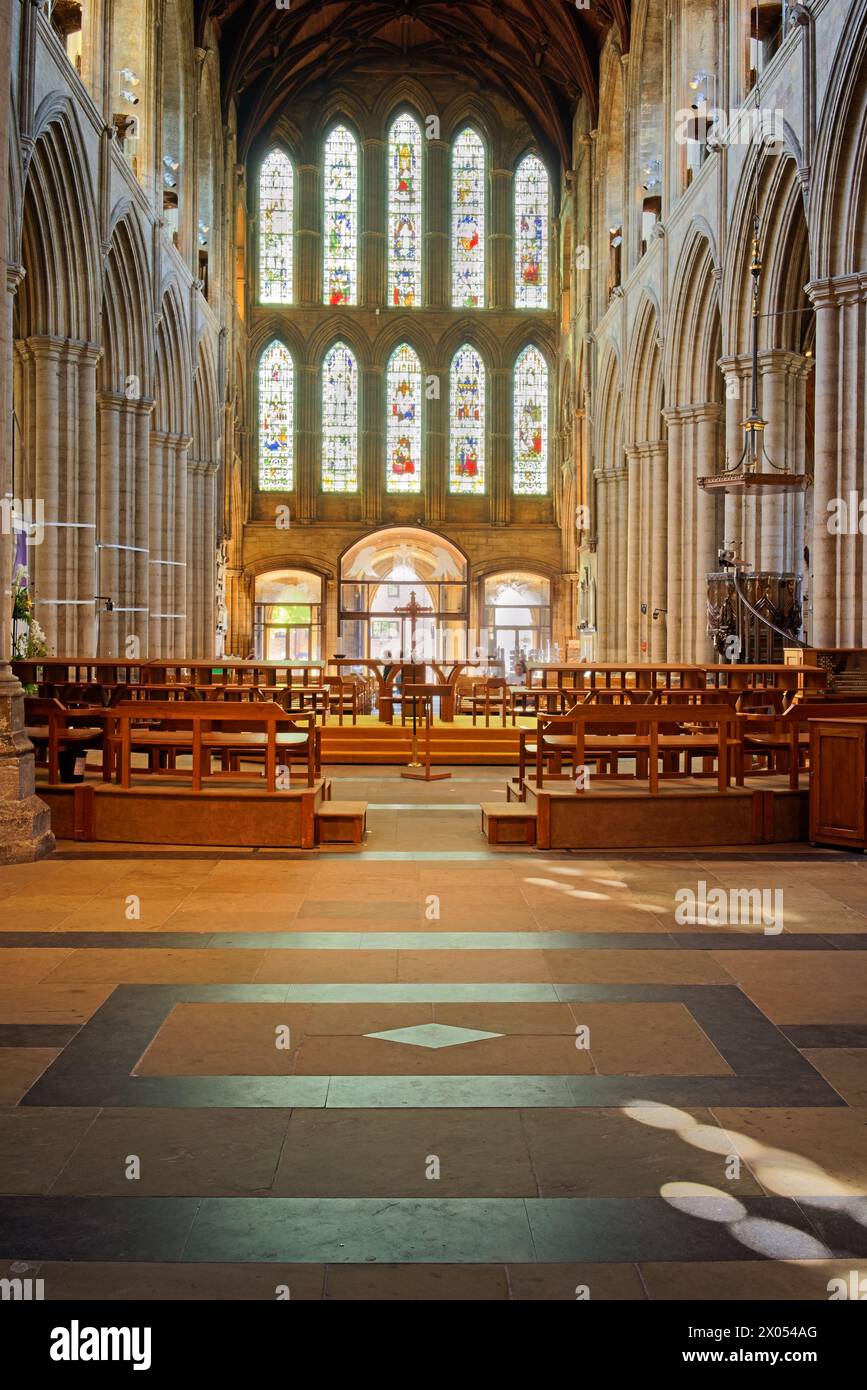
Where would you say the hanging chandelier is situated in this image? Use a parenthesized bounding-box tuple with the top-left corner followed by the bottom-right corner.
(698, 215, 809, 495)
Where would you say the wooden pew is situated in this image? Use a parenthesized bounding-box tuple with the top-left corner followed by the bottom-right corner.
(735, 700, 867, 789)
(105, 700, 318, 791)
(521, 704, 737, 794)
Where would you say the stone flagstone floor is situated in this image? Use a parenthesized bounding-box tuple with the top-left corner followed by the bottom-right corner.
(1, 767, 867, 1300)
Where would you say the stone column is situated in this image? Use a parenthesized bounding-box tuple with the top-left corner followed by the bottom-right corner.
(186, 459, 218, 658)
(97, 393, 154, 657)
(490, 167, 513, 308)
(650, 440, 669, 661)
(613, 468, 628, 660)
(148, 431, 191, 657)
(594, 471, 609, 659)
(719, 355, 749, 562)
(489, 366, 510, 526)
(296, 164, 322, 306)
(0, 262, 53, 858)
(806, 276, 867, 646)
(425, 359, 446, 527)
(694, 405, 722, 661)
(295, 363, 318, 524)
(425, 138, 449, 308)
(663, 408, 684, 659)
(362, 138, 386, 307)
(362, 365, 384, 527)
(624, 445, 641, 661)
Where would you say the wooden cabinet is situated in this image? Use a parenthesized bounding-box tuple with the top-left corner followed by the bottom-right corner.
(809, 719, 867, 849)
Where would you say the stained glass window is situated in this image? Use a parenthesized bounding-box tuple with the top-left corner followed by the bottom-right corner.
(323, 125, 358, 306)
(514, 153, 549, 308)
(449, 344, 485, 495)
(321, 342, 358, 493)
(452, 128, 485, 308)
(386, 343, 422, 495)
(258, 149, 293, 303)
(513, 346, 548, 495)
(388, 113, 422, 307)
(258, 341, 294, 491)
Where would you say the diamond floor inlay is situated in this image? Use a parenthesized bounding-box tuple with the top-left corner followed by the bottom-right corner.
(364, 1023, 504, 1049)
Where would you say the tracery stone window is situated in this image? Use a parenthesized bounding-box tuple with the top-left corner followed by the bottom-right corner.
(321, 342, 359, 492)
(323, 125, 358, 306)
(386, 343, 423, 495)
(449, 344, 486, 495)
(258, 340, 294, 491)
(388, 113, 423, 307)
(258, 148, 293, 303)
(513, 345, 548, 495)
(451, 127, 485, 308)
(514, 153, 549, 308)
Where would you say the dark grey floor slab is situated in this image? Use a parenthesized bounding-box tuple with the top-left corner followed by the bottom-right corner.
(1, 1195, 862, 1265)
(0, 1024, 79, 1047)
(782, 1024, 867, 1049)
(0, 1197, 199, 1261)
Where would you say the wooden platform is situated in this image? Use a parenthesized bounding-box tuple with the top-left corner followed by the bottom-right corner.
(39, 777, 348, 849)
(486, 779, 809, 850)
(321, 722, 521, 765)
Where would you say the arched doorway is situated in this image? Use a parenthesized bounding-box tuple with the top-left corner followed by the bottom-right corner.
(339, 528, 467, 662)
(483, 572, 552, 676)
(254, 569, 323, 660)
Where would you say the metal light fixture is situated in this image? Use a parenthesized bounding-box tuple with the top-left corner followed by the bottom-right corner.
(698, 215, 807, 496)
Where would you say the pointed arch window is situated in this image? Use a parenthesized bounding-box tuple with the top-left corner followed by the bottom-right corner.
(258, 341, 294, 491)
(388, 113, 423, 307)
(514, 153, 549, 308)
(321, 342, 358, 493)
(258, 149, 293, 303)
(513, 346, 548, 495)
(386, 343, 422, 495)
(323, 124, 358, 306)
(452, 128, 485, 308)
(449, 345, 485, 495)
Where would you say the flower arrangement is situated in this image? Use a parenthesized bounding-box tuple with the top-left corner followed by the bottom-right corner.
(11, 571, 48, 662)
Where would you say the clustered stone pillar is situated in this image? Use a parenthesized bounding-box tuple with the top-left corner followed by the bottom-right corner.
(489, 167, 513, 308)
(662, 404, 722, 662)
(808, 274, 867, 646)
(186, 459, 219, 658)
(148, 430, 192, 656)
(594, 466, 628, 660)
(623, 440, 669, 661)
(96, 392, 153, 657)
(15, 337, 101, 653)
(489, 367, 511, 527)
(1, 266, 53, 860)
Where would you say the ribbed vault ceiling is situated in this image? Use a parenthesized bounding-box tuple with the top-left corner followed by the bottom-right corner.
(196, 0, 630, 166)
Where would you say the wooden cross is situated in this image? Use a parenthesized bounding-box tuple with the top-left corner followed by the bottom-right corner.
(394, 589, 433, 661)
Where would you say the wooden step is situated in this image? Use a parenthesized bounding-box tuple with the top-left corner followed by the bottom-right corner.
(481, 802, 537, 846)
(315, 800, 368, 845)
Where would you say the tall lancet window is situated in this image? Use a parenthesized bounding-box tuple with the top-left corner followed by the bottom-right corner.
(258, 149, 293, 303)
(388, 113, 422, 307)
(514, 153, 549, 308)
(323, 125, 358, 306)
(513, 346, 548, 495)
(258, 341, 294, 491)
(449, 344, 485, 495)
(321, 342, 358, 493)
(451, 128, 485, 307)
(386, 343, 422, 495)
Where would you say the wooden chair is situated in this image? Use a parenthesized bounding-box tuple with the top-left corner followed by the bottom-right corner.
(469, 677, 509, 728)
(324, 675, 358, 726)
(24, 697, 106, 784)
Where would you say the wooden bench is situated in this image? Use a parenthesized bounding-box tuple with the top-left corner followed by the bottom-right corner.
(104, 700, 318, 791)
(736, 700, 867, 789)
(520, 704, 738, 794)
